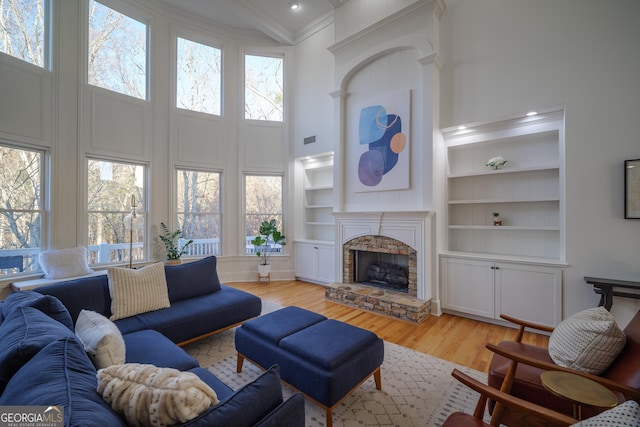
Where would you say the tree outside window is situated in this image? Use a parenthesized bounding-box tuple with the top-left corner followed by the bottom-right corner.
(0, 0, 48, 68)
(88, 0, 147, 99)
(176, 37, 221, 115)
(0, 145, 44, 276)
(245, 175, 283, 254)
(244, 54, 283, 121)
(176, 169, 221, 256)
(87, 159, 145, 265)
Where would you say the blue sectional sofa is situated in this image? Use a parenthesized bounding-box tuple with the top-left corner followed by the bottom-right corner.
(0, 256, 305, 426)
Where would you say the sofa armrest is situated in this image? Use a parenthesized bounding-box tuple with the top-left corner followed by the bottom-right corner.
(253, 392, 305, 427)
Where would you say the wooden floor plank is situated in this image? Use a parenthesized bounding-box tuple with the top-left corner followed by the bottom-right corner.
(227, 280, 550, 372)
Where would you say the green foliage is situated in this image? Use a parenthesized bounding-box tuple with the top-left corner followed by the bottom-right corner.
(250, 219, 286, 265)
(159, 222, 193, 260)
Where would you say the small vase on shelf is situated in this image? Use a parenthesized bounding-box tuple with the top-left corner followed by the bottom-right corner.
(486, 156, 508, 170)
(492, 212, 502, 226)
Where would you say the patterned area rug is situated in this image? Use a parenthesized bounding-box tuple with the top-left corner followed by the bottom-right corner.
(183, 302, 488, 426)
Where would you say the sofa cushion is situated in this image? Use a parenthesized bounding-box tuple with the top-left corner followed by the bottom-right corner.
(549, 306, 626, 375)
(75, 309, 125, 369)
(108, 262, 170, 321)
(97, 363, 218, 426)
(165, 256, 222, 302)
(183, 365, 284, 427)
(0, 337, 126, 427)
(38, 246, 93, 279)
(1, 291, 73, 330)
(240, 306, 326, 345)
(0, 306, 77, 392)
(123, 329, 199, 370)
(572, 400, 640, 426)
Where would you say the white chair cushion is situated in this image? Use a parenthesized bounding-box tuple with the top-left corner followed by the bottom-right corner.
(548, 306, 626, 375)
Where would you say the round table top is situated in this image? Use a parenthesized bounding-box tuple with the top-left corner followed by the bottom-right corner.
(540, 371, 618, 409)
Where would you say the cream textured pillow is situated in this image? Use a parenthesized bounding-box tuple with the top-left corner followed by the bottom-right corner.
(38, 246, 94, 279)
(75, 309, 125, 369)
(108, 262, 170, 321)
(97, 363, 218, 427)
(548, 306, 626, 375)
(571, 400, 640, 427)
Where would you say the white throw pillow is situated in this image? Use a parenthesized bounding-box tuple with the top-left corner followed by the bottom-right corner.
(108, 262, 171, 321)
(75, 309, 125, 369)
(548, 306, 626, 375)
(38, 246, 93, 279)
(571, 400, 640, 427)
(97, 363, 218, 427)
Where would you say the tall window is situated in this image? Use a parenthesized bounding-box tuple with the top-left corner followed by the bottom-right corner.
(176, 169, 221, 256)
(87, 159, 145, 265)
(0, 145, 44, 276)
(245, 175, 283, 254)
(0, 0, 48, 68)
(88, 0, 147, 99)
(244, 54, 283, 121)
(176, 37, 221, 115)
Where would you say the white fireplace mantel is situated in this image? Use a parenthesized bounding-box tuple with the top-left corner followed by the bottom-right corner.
(333, 211, 435, 302)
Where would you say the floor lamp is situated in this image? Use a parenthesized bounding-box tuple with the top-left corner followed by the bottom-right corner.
(123, 194, 144, 268)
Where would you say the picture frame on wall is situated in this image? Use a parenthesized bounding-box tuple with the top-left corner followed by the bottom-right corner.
(625, 159, 640, 219)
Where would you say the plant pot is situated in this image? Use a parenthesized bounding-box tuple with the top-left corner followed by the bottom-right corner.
(165, 259, 182, 266)
(258, 264, 271, 280)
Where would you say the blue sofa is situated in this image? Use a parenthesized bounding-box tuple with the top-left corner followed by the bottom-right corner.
(0, 256, 305, 426)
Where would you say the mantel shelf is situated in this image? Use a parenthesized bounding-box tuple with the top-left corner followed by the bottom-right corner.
(448, 164, 559, 178)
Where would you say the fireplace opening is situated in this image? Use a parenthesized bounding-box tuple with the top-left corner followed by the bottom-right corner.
(353, 250, 409, 293)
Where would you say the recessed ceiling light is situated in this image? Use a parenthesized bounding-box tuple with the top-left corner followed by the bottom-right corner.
(457, 126, 466, 130)
(290, 1, 300, 10)
(526, 111, 538, 117)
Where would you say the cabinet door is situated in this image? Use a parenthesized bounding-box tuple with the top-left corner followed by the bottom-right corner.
(495, 263, 562, 327)
(442, 258, 495, 318)
(295, 243, 318, 281)
(317, 245, 335, 283)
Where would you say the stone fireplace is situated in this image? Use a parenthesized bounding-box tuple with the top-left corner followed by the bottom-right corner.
(326, 212, 434, 323)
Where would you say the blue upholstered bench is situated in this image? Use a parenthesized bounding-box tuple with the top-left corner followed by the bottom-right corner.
(235, 306, 384, 427)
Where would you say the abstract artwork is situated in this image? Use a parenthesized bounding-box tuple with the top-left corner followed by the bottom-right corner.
(356, 90, 410, 192)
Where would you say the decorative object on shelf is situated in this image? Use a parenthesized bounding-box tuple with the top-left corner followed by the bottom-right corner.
(159, 222, 193, 264)
(123, 195, 144, 269)
(492, 212, 502, 226)
(624, 159, 640, 219)
(486, 156, 508, 170)
(250, 219, 286, 281)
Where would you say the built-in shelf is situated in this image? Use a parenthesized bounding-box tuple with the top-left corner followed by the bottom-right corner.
(448, 225, 560, 231)
(300, 153, 335, 242)
(447, 164, 560, 178)
(448, 197, 559, 204)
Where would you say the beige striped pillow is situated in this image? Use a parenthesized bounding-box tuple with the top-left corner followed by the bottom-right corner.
(108, 263, 170, 321)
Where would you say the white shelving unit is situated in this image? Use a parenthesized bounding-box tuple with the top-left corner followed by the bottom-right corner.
(440, 109, 566, 326)
(302, 153, 334, 242)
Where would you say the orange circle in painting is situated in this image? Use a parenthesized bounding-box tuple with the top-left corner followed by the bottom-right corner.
(390, 133, 406, 153)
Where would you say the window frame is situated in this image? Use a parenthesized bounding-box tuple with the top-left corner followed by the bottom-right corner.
(0, 0, 52, 70)
(243, 173, 284, 256)
(243, 52, 285, 123)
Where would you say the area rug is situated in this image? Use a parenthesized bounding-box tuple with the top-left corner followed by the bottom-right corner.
(183, 302, 488, 426)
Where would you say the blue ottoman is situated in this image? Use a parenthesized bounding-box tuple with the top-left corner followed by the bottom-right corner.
(235, 306, 384, 427)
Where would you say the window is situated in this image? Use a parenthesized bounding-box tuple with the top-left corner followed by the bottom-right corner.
(87, 159, 145, 265)
(245, 175, 283, 254)
(244, 54, 283, 121)
(88, 0, 147, 99)
(0, 0, 48, 68)
(176, 37, 222, 115)
(0, 145, 44, 276)
(176, 169, 221, 256)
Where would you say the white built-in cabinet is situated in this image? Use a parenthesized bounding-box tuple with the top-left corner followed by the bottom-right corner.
(294, 153, 336, 284)
(440, 109, 566, 326)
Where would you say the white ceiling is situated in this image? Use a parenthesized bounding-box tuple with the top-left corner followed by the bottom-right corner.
(156, 0, 344, 44)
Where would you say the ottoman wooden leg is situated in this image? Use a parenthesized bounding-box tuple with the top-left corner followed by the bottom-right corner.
(326, 409, 333, 427)
(374, 367, 382, 390)
(236, 353, 245, 373)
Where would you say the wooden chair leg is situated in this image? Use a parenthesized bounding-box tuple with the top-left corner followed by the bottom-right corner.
(236, 353, 245, 373)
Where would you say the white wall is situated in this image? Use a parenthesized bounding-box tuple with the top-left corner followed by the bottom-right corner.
(440, 0, 640, 325)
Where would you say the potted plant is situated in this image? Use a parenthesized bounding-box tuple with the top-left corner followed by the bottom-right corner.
(159, 222, 194, 264)
(250, 219, 286, 279)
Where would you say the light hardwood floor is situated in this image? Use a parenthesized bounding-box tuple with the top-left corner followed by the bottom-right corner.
(227, 280, 550, 373)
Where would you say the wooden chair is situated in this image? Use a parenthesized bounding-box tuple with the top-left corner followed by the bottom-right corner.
(487, 311, 640, 426)
(443, 369, 577, 427)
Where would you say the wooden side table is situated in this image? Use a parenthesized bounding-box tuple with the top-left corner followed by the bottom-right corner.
(540, 371, 618, 420)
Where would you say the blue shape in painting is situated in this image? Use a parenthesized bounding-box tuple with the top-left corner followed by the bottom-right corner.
(359, 105, 387, 145)
(358, 106, 404, 186)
